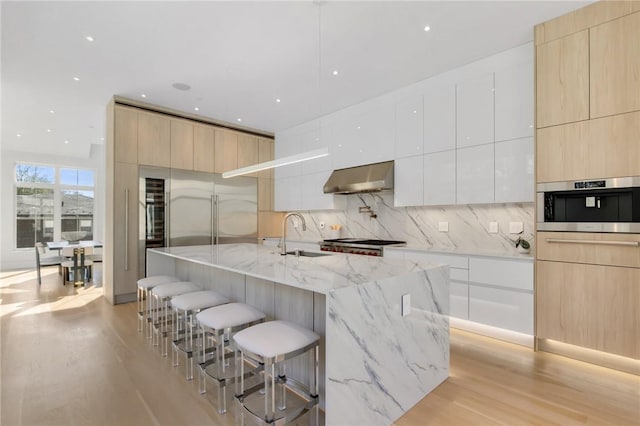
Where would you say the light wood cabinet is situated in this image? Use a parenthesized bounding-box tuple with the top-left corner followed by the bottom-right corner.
(237, 134, 259, 177)
(536, 260, 639, 359)
(537, 110, 640, 182)
(536, 30, 589, 128)
(537, 231, 640, 268)
(214, 129, 238, 173)
(113, 161, 139, 301)
(258, 211, 284, 238)
(138, 111, 170, 167)
(114, 105, 138, 164)
(258, 138, 274, 179)
(590, 11, 640, 118)
(258, 178, 273, 211)
(170, 119, 194, 170)
(193, 124, 215, 173)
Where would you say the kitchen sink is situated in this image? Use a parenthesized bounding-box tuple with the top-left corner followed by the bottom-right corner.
(285, 249, 332, 258)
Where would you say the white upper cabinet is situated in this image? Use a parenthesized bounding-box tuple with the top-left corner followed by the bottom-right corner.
(456, 73, 495, 149)
(495, 61, 534, 142)
(357, 104, 395, 165)
(395, 95, 424, 158)
(424, 85, 456, 154)
(274, 176, 302, 212)
(330, 116, 359, 170)
(300, 126, 331, 175)
(394, 155, 424, 207)
(301, 171, 346, 211)
(495, 137, 534, 203)
(424, 150, 456, 206)
(457, 144, 494, 204)
(274, 133, 302, 179)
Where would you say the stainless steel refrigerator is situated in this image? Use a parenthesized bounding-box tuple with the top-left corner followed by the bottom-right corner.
(138, 167, 258, 274)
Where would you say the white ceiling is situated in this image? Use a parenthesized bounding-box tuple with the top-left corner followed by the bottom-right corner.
(1, 1, 590, 158)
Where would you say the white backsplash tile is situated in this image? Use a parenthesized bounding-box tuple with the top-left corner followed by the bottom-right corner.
(286, 192, 534, 256)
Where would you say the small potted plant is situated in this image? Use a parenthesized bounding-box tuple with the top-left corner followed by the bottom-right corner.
(513, 232, 531, 254)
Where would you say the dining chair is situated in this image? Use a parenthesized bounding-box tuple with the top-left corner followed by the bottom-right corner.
(35, 242, 65, 285)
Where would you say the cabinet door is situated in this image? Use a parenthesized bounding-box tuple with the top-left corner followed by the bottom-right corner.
(258, 138, 274, 179)
(536, 30, 589, 128)
(301, 171, 345, 211)
(301, 127, 331, 175)
(450, 281, 469, 320)
(494, 137, 534, 203)
(274, 176, 302, 212)
(395, 95, 423, 158)
(536, 111, 640, 182)
(469, 257, 533, 291)
(114, 105, 138, 164)
(358, 104, 394, 165)
(424, 85, 456, 154)
(423, 150, 456, 206)
(590, 11, 640, 118)
(394, 155, 423, 207)
(237, 134, 259, 177)
(274, 132, 302, 178)
(170, 119, 194, 170)
(214, 129, 238, 173)
(258, 178, 273, 211)
(193, 124, 215, 173)
(138, 111, 170, 167)
(113, 162, 139, 299)
(456, 144, 494, 204)
(469, 285, 533, 334)
(258, 211, 284, 238)
(495, 61, 534, 142)
(537, 260, 639, 359)
(456, 73, 494, 148)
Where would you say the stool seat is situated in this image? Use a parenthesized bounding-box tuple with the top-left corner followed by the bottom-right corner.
(138, 275, 180, 289)
(171, 291, 229, 312)
(197, 303, 265, 331)
(234, 320, 320, 359)
(152, 281, 201, 298)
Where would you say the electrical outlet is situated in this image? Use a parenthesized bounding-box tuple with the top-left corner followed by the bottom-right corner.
(489, 221, 499, 233)
(438, 222, 449, 232)
(509, 221, 523, 234)
(319, 221, 325, 229)
(402, 294, 411, 316)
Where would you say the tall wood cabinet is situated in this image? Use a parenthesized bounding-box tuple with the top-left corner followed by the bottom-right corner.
(105, 100, 278, 304)
(535, 1, 640, 368)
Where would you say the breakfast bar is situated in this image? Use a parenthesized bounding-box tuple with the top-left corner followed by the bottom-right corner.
(146, 244, 449, 425)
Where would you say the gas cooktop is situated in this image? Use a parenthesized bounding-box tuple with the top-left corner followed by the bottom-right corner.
(320, 238, 406, 256)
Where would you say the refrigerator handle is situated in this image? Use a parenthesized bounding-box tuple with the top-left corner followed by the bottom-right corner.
(211, 195, 215, 245)
(165, 191, 170, 247)
(214, 195, 220, 245)
(124, 188, 129, 271)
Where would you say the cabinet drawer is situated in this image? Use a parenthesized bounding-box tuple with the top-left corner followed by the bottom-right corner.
(469, 258, 533, 291)
(537, 231, 640, 268)
(450, 268, 469, 282)
(469, 285, 533, 334)
(450, 281, 469, 320)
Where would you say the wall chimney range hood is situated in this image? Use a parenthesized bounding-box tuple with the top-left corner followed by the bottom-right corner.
(323, 160, 394, 194)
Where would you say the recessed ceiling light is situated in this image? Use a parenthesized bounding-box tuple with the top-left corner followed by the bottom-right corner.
(332, 70, 339, 76)
(276, 98, 281, 103)
(413, 110, 417, 114)
(64, 140, 69, 144)
(73, 77, 80, 81)
(424, 25, 431, 32)
(141, 94, 147, 98)
(85, 36, 95, 42)
(172, 82, 191, 91)
(237, 118, 243, 122)
(100, 137, 104, 141)
(16, 133, 21, 137)
(49, 110, 55, 114)
(194, 107, 200, 111)
(47, 129, 52, 133)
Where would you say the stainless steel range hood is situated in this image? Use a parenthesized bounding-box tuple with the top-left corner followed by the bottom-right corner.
(323, 160, 394, 194)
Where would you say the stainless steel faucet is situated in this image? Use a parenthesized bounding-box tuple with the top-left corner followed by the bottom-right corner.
(281, 212, 307, 255)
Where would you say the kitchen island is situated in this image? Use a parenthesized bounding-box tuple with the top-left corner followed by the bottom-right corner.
(147, 244, 449, 425)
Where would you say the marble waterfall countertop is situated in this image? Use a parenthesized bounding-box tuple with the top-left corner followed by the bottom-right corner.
(149, 244, 443, 295)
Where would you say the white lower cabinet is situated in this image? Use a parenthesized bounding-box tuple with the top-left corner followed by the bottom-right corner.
(450, 281, 469, 320)
(468, 285, 533, 335)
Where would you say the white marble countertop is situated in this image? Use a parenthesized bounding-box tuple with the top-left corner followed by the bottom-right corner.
(149, 244, 443, 295)
(385, 245, 534, 261)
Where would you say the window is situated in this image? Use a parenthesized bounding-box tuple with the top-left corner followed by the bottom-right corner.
(15, 163, 95, 248)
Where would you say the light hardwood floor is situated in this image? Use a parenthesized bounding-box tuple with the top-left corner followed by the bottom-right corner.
(1, 267, 639, 426)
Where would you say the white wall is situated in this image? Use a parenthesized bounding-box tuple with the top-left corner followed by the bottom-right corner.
(0, 146, 104, 270)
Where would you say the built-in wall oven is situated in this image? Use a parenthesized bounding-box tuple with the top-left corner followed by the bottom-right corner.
(537, 176, 640, 233)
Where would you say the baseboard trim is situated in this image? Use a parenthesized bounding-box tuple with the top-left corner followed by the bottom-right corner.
(450, 317, 534, 348)
(114, 292, 136, 305)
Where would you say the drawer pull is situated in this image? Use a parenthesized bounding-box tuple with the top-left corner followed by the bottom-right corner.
(546, 238, 640, 247)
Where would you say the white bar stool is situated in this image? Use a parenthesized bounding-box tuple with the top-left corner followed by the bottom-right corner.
(137, 275, 180, 336)
(151, 281, 201, 355)
(234, 320, 320, 425)
(170, 290, 230, 380)
(196, 303, 266, 414)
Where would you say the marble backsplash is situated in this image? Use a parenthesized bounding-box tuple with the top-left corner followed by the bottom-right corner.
(286, 192, 535, 256)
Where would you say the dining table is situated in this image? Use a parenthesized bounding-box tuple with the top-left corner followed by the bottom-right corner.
(46, 241, 103, 286)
